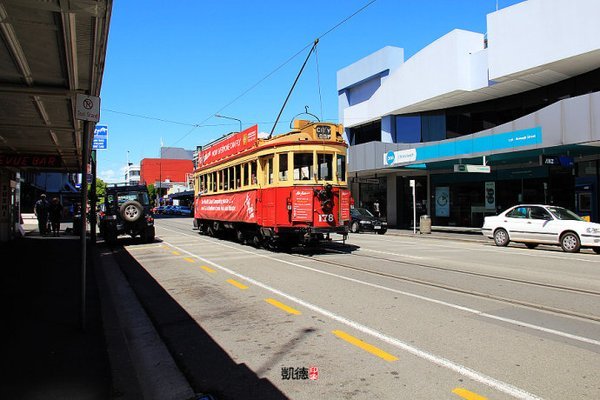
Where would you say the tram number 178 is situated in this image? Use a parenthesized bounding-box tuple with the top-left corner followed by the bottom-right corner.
(318, 214, 334, 222)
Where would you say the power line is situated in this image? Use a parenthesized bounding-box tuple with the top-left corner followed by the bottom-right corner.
(171, 0, 378, 145)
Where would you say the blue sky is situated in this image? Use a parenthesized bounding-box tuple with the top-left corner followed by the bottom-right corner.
(97, 0, 524, 182)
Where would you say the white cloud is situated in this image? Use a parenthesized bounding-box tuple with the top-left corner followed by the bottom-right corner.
(99, 169, 117, 182)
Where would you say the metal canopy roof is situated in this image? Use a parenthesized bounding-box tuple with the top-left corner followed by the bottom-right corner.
(0, 0, 112, 171)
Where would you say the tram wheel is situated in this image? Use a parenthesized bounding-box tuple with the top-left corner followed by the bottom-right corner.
(206, 225, 215, 237)
(235, 229, 245, 243)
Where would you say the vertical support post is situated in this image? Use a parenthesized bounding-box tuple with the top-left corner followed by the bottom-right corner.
(426, 172, 431, 217)
(80, 120, 90, 331)
(410, 179, 416, 234)
(90, 150, 97, 245)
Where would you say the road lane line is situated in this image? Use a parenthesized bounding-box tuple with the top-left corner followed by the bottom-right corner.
(183, 257, 195, 263)
(171, 251, 180, 256)
(159, 227, 600, 348)
(332, 330, 398, 361)
(160, 236, 545, 400)
(453, 387, 488, 400)
(265, 298, 301, 315)
(227, 279, 248, 290)
(201, 265, 216, 273)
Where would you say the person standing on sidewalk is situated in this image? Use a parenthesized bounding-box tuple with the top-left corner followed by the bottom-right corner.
(48, 197, 63, 236)
(34, 194, 49, 236)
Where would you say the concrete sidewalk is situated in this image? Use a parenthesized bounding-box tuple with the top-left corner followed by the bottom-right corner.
(4, 221, 195, 400)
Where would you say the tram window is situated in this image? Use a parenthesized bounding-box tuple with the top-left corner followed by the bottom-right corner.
(228, 167, 234, 191)
(294, 153, 313, 180)
(318, 153, 333, 180)
(219, 170, 224, 191)
(337, 155, 346, 181)
(212, 172, 217, 192)
(267, 158, 274, 184)
(241, 164, 247, 187)
(235, 164, 241, 189)
(249, 161, 257, 185)
(279, 153, 288, 181)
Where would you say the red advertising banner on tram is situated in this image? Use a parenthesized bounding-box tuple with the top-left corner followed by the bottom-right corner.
(340, 189, 351, 221)
(201, 125, 258, 167)
(195, 191, 257, 223)
(292, 188, 313, 222)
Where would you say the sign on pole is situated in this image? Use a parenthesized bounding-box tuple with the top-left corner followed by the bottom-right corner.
(75, 94, 101, 122)
(93, 125, 108, 150)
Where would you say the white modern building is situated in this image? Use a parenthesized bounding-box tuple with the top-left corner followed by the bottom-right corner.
(124, 164, 141, 185)
(338, 0, 600, 228)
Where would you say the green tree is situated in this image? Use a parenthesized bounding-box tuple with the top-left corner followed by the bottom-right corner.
(89, 177, 107, 203)
(147, 184, 156, 201)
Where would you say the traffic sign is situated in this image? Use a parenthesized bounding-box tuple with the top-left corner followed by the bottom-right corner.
(93, 125, 108, 150)
(75, 94, 100, 122)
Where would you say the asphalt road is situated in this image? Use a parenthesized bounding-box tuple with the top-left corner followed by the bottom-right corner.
(120, 217, 600, 400)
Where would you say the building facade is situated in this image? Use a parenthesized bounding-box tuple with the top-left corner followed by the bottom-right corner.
(338, 0, 600, 228)
(140, 158, 194, 189)
(124, 164, 141, 185)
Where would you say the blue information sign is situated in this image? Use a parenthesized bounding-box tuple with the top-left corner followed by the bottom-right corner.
(93, 125, 108, 150)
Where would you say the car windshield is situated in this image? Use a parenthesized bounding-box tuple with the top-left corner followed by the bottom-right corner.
(353, 208, 374, 217)
(547, 206, 584, 221)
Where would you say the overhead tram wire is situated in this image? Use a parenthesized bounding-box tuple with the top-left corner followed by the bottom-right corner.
(171, 0, 378, 146)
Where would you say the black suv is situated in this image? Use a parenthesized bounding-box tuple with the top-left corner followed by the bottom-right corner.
(99, 184, 155, 243)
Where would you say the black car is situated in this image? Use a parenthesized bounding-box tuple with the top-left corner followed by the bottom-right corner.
(99, 184, 155, 243)
(349, 207, 388, 234)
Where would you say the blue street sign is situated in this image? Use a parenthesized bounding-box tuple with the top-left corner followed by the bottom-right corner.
(93, 124, 108, 150)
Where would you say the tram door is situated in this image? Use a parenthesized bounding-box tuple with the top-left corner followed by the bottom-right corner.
(575, 182, 596, 222)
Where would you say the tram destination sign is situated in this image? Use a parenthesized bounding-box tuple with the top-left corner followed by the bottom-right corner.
(316, 125, 331, 139)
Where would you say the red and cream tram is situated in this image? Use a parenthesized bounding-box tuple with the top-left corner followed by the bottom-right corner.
(193, 119, 350, 248)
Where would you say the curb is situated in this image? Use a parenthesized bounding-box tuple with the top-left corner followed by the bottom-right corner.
(95, 247, 195, 400)
(384, 230, 487, 243)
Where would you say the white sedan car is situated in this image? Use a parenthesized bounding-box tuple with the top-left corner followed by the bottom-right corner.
(482, 204, 600, 253)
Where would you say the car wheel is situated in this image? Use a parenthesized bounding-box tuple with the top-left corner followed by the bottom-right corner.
(120, 201, 143, 222)
(493, 228, 509, 247)
(560, 232, 580, 253)
(593, 247, 600, 254)
(350, 221, 360, 233)
(525, 243, 538, 249)
(376, 229, 387, 235)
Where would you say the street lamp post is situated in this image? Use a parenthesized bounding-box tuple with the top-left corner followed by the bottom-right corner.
(215, 114, 242, 132)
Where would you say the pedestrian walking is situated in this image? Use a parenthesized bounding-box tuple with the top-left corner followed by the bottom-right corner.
(373, 199, 380, 218)
(34, 193, 49, 236)
(48, 197, 63, 236)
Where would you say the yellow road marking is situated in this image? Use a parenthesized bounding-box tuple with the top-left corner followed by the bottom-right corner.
(183, 257, 195, 263)
(201, 265, 216, 273)
(226, 279, 248, 290)
(452, 388, 488, 400)
(171, 251, 180, 256)
(332, 330, 398, 362)
(265, 298, 301, 315)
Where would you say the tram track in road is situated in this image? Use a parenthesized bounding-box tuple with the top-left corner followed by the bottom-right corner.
(320, 241, 600, 298)
(292, 247, 600, 324)
(155, 220, 600, 327)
